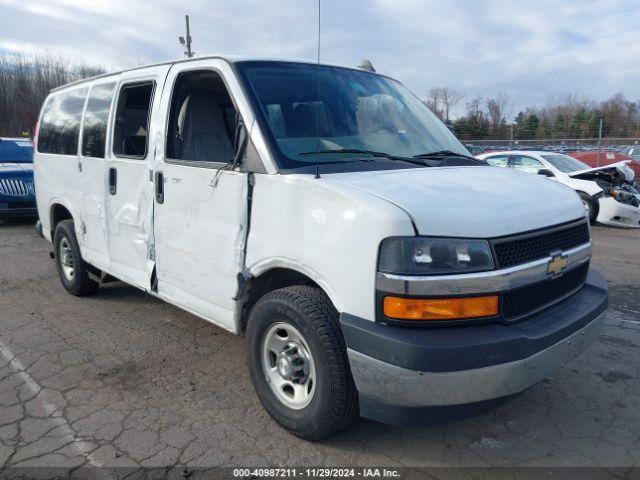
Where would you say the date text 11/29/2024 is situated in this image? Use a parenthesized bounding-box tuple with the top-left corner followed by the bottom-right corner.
(232, 468, 400, 478)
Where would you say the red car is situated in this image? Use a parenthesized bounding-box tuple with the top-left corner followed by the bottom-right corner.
(568, 151, 640, 179)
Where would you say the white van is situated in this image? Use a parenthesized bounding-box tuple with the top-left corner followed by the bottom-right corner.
(34, 56, 608, 440)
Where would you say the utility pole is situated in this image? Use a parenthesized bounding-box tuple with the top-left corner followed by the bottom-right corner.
(596, 118, 603, 167)
(178, 15, 195, 58)
(509, 123, 514, 149)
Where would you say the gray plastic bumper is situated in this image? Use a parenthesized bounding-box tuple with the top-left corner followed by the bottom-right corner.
(348, 311, 603, 408)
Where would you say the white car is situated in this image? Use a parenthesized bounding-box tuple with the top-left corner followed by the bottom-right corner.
(34, 57, 607, 439)
(477, 150, 640, 229)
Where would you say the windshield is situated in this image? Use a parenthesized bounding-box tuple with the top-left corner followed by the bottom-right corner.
(541, 154, 590, 173)
(236, 61, 469, 169)
(0, 139, 33, 163)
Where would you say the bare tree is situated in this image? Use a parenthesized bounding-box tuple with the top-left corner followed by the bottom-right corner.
(485, 92, 510, 134)
(0, 50, 105, 137)
(466, 96, 485, 122)
(440, 87, 464, 122)
(424, 87, 445, 121)
(424, 86, 464, 122)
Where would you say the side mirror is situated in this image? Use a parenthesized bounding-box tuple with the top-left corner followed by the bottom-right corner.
(538, 168, 555, 177)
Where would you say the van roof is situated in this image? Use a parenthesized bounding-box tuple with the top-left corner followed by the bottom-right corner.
(51, 55, 384, 93)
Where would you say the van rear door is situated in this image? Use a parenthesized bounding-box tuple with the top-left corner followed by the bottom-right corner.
(152, 60, 250, 332)
(104, 68, 170, 289)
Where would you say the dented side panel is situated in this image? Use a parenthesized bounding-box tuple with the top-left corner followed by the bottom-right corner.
(104, 67, 171, 289)
(154, 168, 249, 332)
(104, 158, 156, 287)
(151, 59, 256, 333)
(245, 174, 415, 322)
(78, 81, 119, 272)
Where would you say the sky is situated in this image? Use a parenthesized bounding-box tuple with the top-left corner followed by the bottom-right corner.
(1, 0, 639, 119)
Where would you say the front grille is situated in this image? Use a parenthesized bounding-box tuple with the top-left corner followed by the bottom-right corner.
(493, 222, 590, 269)
(503, 262, 589, 320)
(0, 178, 31, 196)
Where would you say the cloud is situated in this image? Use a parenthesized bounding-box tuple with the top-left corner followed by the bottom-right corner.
(0, 0, 638, 118)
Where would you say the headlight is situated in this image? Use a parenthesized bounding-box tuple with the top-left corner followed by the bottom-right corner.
(378, 237, 494, 275)
(608, 187, 640, 207)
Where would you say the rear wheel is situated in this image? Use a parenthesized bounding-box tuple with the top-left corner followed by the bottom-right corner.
(53, 219, 99, 296)
(246, 286, 358, 440)
(579, 192, 598, 225)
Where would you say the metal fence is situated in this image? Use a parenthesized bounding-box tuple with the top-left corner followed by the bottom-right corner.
(463, 137, 640, 149)
(454, 116, 640, 157)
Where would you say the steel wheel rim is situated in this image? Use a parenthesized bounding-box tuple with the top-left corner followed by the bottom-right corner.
(260, 322, 316, 410)
(59, 237, 74, 281)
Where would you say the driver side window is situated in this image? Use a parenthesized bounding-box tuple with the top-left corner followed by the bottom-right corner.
(166, 70, 237, 164)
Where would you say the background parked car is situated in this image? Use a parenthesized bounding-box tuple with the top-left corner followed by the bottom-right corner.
(477, 150, 640, 229)
(621, 145, 640, 161)
(0, 137, 37, 219)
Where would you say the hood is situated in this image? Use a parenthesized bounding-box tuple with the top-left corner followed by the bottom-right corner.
(568, 161, 634, 183)
(325, 166, 585, 237)
(0, 163, 34, 184)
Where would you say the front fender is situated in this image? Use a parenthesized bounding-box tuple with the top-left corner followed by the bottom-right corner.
(245, 173, 414, 322)
(248, 257, 344, 313)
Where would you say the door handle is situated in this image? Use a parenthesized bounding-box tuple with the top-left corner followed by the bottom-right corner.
(108, 167, 117, 195)
(155, 171, 164, 204)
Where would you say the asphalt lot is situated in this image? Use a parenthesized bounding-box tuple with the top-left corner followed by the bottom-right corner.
(0, 220, 639, 473)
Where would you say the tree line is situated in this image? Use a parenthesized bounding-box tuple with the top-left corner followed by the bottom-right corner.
(1, 51, 639, 142)
(0, 51, 104, 137)
(424, 86, 640, 141)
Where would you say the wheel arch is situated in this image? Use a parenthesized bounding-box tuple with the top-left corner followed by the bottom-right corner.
(576, 190, 599, 224)
(239, 262, 342, 333)
(49, 201, 75, 240)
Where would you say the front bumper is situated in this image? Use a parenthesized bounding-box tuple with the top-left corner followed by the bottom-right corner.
(596, 196, 640, 228)
(341, 269, 608, 426)
(0, 200, 38, 218)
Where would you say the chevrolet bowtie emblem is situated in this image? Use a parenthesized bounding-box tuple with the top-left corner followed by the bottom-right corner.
(547, 252, 568, 277)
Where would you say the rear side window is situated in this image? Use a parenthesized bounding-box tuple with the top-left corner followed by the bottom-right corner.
(513, 155, 543, 174)
(82, 83, 116, 158)
(113, 82, 154, 158)
(38, 88, 88, 155)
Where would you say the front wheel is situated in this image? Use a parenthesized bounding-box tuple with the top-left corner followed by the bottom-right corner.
(53, 219, 99, 296)
(245, 286, 358, 440)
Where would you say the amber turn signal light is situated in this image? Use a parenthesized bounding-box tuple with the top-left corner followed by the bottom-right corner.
(383, 295, 499, 321)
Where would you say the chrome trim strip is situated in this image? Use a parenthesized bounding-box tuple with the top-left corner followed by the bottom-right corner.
(348, 312, 603, 407)
(377, 242, 591, 296)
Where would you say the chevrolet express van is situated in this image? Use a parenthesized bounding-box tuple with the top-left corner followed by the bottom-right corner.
(34, 56, 608, 440)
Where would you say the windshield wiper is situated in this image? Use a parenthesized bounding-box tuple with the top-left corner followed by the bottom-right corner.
(297, 148, 428, 167)
(412, 150, 486, 164)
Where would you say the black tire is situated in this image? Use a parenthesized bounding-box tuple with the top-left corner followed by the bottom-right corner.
(53, 219, 99, 296)
(245, 286, 358, 440)
(578, 192, 598, 225)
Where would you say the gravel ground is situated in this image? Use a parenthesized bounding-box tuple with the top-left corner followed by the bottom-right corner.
(0, 220, 638, 475)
